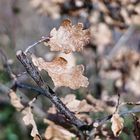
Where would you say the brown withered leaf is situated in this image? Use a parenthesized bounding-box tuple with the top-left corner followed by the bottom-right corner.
(9, 90, 40, 138)
(111, 113, 124, 137)
(30, 0, 64, 19)
(31, 54, 89, 89)
(44, 119, 76, 140)
(46, 19, 90, 54)
(61, 94, 94, 113)
(48, 94, 94, 123)
(9, 90, 24, 111)
(22, 107, 39, 137)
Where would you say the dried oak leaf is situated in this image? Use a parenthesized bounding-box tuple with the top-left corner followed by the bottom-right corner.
(31, 54, 89, 89)
(61, 94, 95, 113)
(9, 90, 40, 138)
(44, 119, 76, 140)
(111, 113, 124, 137)
(9, 90, 24, 111)
(22, 106, 39, 137)
(46, 19, 90, 54)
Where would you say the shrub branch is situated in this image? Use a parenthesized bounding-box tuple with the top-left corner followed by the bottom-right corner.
(16, 50, 91, 130)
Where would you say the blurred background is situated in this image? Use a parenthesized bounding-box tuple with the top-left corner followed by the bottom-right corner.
(0, 0, 140, 140)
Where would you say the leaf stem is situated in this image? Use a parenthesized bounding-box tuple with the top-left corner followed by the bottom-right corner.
(24, 36, 50, 54)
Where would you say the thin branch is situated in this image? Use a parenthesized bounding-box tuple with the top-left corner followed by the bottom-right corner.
(11, 81, 140, 131)
(114, 92, 121, 114)
(16, 50, 90, 130)
(0, 49, 16, 80)
(24, 36, 50, 54)
(121, 101, 140, 106)
(92, 108, 140, 129)
(16, 82, 45, 96)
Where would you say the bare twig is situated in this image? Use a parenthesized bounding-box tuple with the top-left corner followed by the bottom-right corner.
(114, 92, 121, 114)
(16, 50, 90, 130)
(0, 49, 16, 80)
(24, 36, 50, 54)
(121, 101, 140, 106)
(16, 82, 44, 95)
(92, 108, 140, 129)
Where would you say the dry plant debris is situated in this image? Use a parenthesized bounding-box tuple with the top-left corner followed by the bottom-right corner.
(31, 54, 89, 89)
(48, 94, 95, 123)
(46, 19, 90, 54)
(9, 90, 40, 139)
(111, 113, 124, 137)
(44, 119, 76, 140)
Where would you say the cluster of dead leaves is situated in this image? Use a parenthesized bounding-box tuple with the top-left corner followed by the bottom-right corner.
(101, 49, 140, 96)
(48, 94, 97, 123)
(30, 0, 91, 18)
(30, 0, 140, 29)
(90, 0, 140, 29)
(89, 0, 140, 50)
(31, 19, 90, 89)
(9, 90, 41, 140)
(30, 0, 65, 19)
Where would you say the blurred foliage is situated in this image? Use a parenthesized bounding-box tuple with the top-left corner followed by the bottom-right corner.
(0, 0, 140, 139)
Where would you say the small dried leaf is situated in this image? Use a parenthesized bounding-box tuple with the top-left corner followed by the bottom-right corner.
(61, 94, 94, 113)
(31, 54, 89, 89)
(9, 90, 24, 111)
(46, 19, 90, 54)
(111, 113, 124, 137)
(9, 90, 40, 138)
(62, 94, 94, 113)
(22, 107, 39, 137)
(44, 119, 76, 140)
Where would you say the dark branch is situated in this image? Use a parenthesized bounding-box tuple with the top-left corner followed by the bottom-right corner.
(16, 50, 90, 130)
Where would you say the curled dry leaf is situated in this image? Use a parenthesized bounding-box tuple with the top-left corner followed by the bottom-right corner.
(46, 19, 90, 54)
(111, 113, 124, 137)
(9, 90, 24, 111)
(44, 119, 76, 140)
(31, 54, 89, 89)
(61, 94, 95, 113)
(9, 90, 40, 138)
(22, 107, 39, 137)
